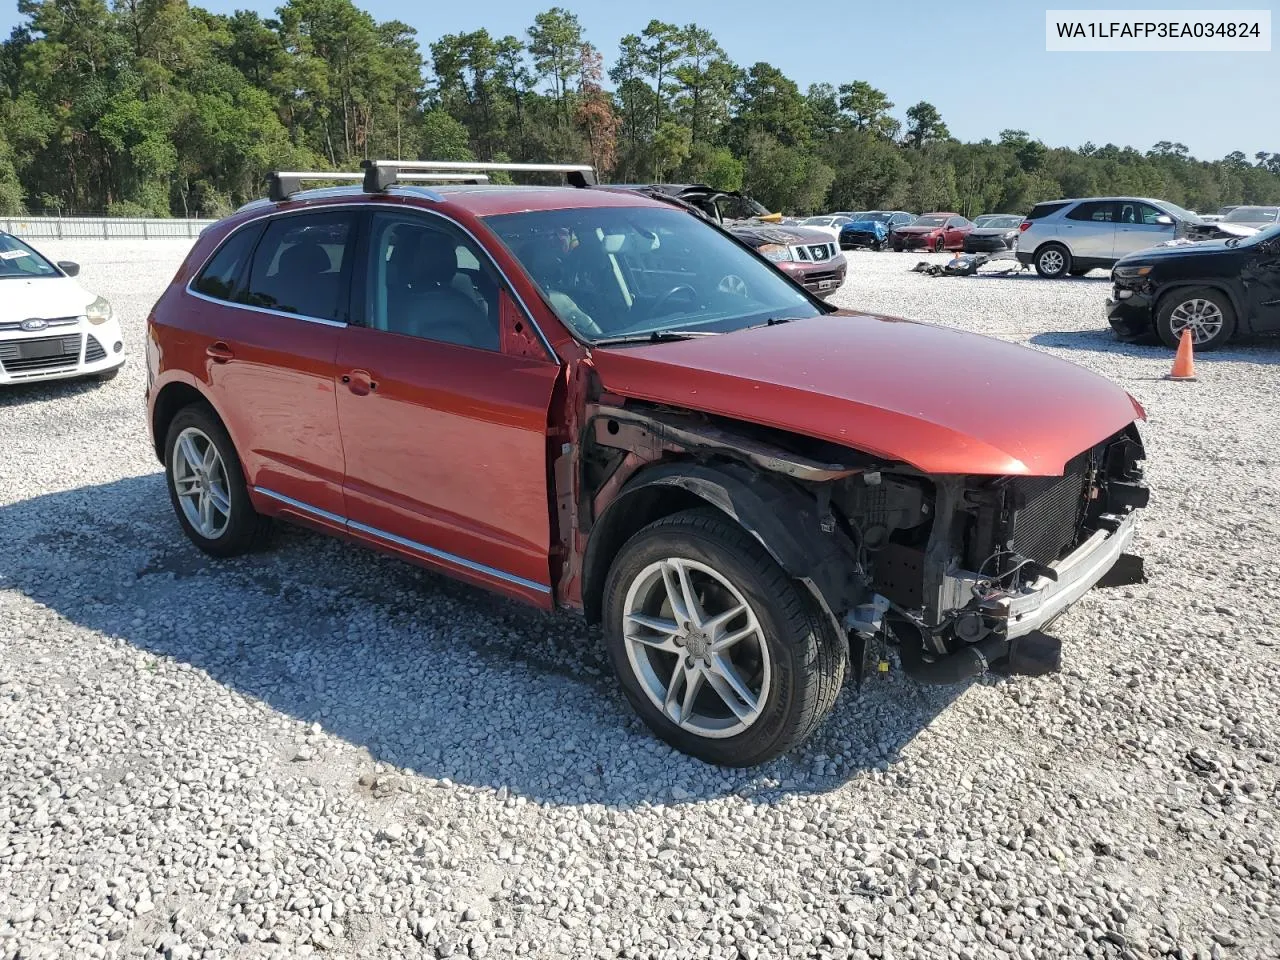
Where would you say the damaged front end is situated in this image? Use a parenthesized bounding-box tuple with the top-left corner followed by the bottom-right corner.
(851, 425, 1149, 683)
(577, 402, 1148, 686)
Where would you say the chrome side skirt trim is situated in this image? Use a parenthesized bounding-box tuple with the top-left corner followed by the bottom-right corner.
(254, 487, 347, 525)
(253, 486, 552, 594)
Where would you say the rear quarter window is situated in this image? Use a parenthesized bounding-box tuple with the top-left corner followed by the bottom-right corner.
(191, 224, 264, 301)
(1026, 202, 1071, 220)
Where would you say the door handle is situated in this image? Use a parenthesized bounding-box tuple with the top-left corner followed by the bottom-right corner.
(206, 342, 234, 362)
(343, 369, 378, 396)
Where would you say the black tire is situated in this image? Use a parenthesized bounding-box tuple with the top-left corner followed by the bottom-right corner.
(1155, 286, 1237, 351)
(164, 404, 271, 557)
(602, 508, 845, 767)
(871, 239, 882, 252)
(933, 236, 945, 253)
(1033, 243, 1071, 278)
(892, 242, 904, 253)
(96, 365, 121, 382)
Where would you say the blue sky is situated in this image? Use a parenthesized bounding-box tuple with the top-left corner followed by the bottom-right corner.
(4, 0, 1276, 160)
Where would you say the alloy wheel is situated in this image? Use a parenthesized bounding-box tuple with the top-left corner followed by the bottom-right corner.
(1168, 298, 1225, 345)
(621, 558, 772, 739)
(171, 426, 232, 539)
(1038, 248, 1065, 275)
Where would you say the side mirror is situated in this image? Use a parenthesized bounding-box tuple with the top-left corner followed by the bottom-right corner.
(1154, 215, 1174, 227)
(57, 260, 80, 277)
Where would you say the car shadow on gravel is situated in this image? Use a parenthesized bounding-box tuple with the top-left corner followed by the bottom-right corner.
(0, 375, 106, 406)
(0, 475, 963, 806)
(1029, 329, 1280, 363)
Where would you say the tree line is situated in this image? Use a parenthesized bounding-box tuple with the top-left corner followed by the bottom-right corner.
(2, 0, 1279, 219)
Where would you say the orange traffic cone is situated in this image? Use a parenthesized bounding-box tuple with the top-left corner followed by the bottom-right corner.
(1166, 328, 1197, 381)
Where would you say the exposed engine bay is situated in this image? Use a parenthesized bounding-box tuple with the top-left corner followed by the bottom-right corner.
(577, 402, 1149, 685)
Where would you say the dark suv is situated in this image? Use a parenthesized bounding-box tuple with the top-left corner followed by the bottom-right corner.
(1107, 223, 1280, 349)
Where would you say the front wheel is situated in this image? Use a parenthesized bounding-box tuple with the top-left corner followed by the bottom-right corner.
(164, 405, 271, 557)
(871, 239, 882, 252)
(602, 508, 845, 766)
(1156, 287, 1236, 351)
(933, 236, 945, 253)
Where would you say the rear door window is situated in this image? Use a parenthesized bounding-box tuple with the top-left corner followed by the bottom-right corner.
(244, 213, 357, 323)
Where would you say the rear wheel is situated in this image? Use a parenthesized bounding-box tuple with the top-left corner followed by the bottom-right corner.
(164, 405, 271, 557)
(1034, 244, 1071, 278)
(602, 508, 845, 767)
(1156, 287, 1236, 351)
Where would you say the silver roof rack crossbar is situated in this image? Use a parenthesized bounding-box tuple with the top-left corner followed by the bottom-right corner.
(268, 170, 491, 203)
(360, 159, 597, 193)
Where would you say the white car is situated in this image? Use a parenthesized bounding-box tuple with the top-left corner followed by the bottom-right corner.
(799, 215, 853, 240)
(0, 231, 124, 385)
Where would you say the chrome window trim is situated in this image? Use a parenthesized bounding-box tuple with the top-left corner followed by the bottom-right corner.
(254, 486, 552, 594)
(185, 287, 349, 328)
(184, 200, 559, 362)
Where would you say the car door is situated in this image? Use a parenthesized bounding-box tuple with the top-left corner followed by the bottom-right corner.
(1114, 201, 1177, 257)
(1242, 233, 1280, 333)
(335, 209, 562, 606)
(192, 210, 355, 523)
(1060, 201, 1117, 260)
(945, 217, 971, 248)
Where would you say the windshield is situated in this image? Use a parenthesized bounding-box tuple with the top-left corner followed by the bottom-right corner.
(912, 216, 947, 227)
(1156, 199, 1201, 223)
(1225, 206, 1280, 223)
(0, 233, 60, 279)
(802, 217, 832, 226)
(974, 215, 1022, 228)
(485, 206, 823, 343)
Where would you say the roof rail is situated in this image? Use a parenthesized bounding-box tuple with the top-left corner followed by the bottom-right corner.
(267, 170, 490, 203)
(360, 159, 597, 193)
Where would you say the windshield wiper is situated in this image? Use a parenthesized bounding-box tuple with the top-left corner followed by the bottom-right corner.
(591, 329, 720, 346)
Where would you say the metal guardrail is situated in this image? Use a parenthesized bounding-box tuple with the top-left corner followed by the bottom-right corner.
(1, 217, 216, 240)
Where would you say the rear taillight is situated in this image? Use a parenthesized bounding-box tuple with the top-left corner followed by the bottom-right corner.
(1019, 222, 1031, 232)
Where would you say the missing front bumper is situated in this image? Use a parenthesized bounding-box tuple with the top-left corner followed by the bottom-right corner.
(979, 512, 1139, 639)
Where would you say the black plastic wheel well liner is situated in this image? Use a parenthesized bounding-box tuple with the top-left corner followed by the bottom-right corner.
(580, 459, 857, 627)
(150, 382, 212, 463)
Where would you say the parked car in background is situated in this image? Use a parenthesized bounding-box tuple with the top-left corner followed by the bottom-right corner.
(891, 213, 974, 252)
(799, 215, 853, 240)
(1107, 223, 1280, 350)
(839, 211, 916, 251)
(1016, 197, 1229, 279)
(146, 158, 1150, 766)
(608, 183, 847, 299)
(0, 231, 124, 386)
(962, 214, 1025, 253)
(1221, 205, 1280, 230)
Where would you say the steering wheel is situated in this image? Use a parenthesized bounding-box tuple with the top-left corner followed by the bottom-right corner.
(717, 274, 749, 297)
(650, 283, 699, 319)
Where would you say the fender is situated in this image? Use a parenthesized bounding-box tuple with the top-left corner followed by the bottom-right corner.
(147, 369, 242, 464)
(583, 459, 866, 637)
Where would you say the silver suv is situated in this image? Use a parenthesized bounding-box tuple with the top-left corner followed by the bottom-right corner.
(1016, 197, 1203, 278)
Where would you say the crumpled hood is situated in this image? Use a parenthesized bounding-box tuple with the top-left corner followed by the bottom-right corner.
(729, 224, 833, 246)
(590, 312, 1144, 476)
(0, 277, 94, 321)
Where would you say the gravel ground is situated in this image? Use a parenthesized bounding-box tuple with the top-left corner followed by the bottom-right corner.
(2, 241, 1278, 960)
